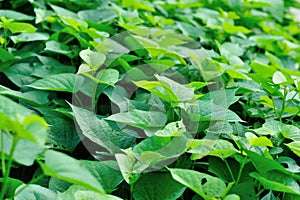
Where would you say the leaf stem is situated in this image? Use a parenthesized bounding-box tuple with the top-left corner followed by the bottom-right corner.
(224, 159, 236, 182)
(278, 87, 287, 122)
(236, 157, 247, 184)
(0, 136, 18, 200)
(1, 130, 6, 176)
(130, 184, 134, 200)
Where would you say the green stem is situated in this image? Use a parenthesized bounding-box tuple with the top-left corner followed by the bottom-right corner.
(270, 95, 281, 121)
(236, 157, 247, 184)
(224, 159, 236, 182)
(130, 184, 134, 200)
(286, 109, 300, 124)
(0, 136, 18, 200)
(1, 130, 6, 176)
(278, 88, 287, 122)
(3, 28, 8, 49)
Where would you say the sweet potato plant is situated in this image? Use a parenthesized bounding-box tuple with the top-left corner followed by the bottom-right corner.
(0, 0, 300, 199)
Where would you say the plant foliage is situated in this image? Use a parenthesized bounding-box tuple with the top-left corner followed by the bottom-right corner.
(0, 0, 300, 199)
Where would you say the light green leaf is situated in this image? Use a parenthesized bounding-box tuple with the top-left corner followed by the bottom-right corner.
(155, 121, 186, 137)
(115, 153, 142, 185)
(58, 185, 122, 200)
(78, 9, 117, 23)
(0, 133, 43, 166)
(106, 109, 167, 128)
(10, 32, 49, 43)
(0, 10, 34, 20)
(286, 142, 300, 157)
(249, 136, 273, 147)
(15, 184, 57, 200)
(134, 75, 194, 103)
(224, 194, 240, 200)
(223, 22, 251, 34)
(7, 22, 37, 34)
(169, 168, 227, 198)
(79, 48, 106, 69)
(97, 68, 119, 85)
(188, 139, 238, 160)
(272, 71, 287, 84)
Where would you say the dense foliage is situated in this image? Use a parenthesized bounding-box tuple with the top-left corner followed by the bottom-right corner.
(0, 0, 300, 199)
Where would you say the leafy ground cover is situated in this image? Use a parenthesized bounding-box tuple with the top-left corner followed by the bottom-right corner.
(0, 0, 300, 199)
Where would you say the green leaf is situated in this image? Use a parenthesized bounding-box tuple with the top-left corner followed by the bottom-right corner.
(187, 139, 238, 160)
(27, 73, 79, 93)
(155, 121, 186, 137)
(7, 22, 37, 34)
(133, 136, 188, 163)
(115, 153, 143, 185)
(246, 150, 292, 176)
(286, 142, 300, 157)
(81, 160, 123, 193)
(0, 95, 32, 119)
(15, 184, 57, 200)
(0, 10, 34, 20)
(10, 32, 49, 43)
(0, 178, 23, 198)
(58, 185, 122, 200)
(50, 4, 78, 19)
(79, 48, 106, 69)
(0, 85, 49, 106)
(45, 41, 74, 58)
(78, 9, 117, 23)
(169, 168, 226, 199)
(39, 150, 105, 193)
(44, 115, 80, 152)
(133, 172, 186, 200)
(250, 172, 300, 195)
(106, 109, 167, 128)
(70, 104, 120, 154)
(3, 63, 38, 87)
(224, 194, 240, 200)
(249, 136, 273, 147)
(0, 47, 15, 63)
(222, 22, 251, 34)
(134, 75, 194, 103)
(97, 69, 119, 85)
(272, 71, 287, 84)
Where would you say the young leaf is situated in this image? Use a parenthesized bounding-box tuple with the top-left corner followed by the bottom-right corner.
(79, 48, 106, 69)
(272, 71, 287, 84)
